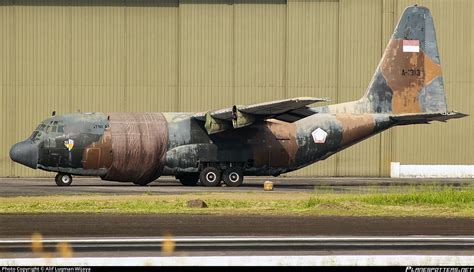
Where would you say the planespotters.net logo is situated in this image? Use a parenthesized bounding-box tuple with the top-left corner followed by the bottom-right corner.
(406, 267, 474, 272)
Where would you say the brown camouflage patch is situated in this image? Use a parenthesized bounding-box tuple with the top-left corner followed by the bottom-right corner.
(424, 53, 442, 85)
(266, 119, 298, 168)
(381, 39, 442, 114)
(336, 114, 375, 146)
(82, 128, 113, 170)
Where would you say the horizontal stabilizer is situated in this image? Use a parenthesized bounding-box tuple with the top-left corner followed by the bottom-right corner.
(390, 111, 468, 125)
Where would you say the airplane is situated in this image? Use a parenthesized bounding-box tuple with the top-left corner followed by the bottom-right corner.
(9, 5, 467, 187)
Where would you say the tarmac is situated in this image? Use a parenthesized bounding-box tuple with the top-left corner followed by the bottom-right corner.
(0, 176, 472, 196)
(1, 214, 473, 238)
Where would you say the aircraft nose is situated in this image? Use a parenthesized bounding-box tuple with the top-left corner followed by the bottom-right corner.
(9, 141, 39, 169)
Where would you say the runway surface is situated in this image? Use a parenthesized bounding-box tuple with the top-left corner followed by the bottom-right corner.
(2, 236, 473, 258)
(1, 177, 472, 196)
(2, 214, 473, 238)
(1, 215, 473, 257)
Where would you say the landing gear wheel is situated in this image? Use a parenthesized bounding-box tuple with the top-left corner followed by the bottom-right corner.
(223, 167, 244, 187)
(199, 167, 221, 187)
(55, 173, 73, 186)
(177, 174, 199, 186)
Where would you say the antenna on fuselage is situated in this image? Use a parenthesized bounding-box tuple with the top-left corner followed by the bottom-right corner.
(51, 110, 56, 117)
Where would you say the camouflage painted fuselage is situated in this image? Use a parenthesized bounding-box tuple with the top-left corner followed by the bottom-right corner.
(24, 109, 392, 183)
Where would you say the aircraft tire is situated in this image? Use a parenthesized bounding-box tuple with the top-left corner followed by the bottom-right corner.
(177, 174, 199, 186)
(199, 167, 221, 187)
(55, 173, 73, 186)
(222, 167, 244, 187)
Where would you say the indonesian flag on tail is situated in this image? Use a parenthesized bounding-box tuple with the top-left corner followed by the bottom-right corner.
(403, 40, 420, 53)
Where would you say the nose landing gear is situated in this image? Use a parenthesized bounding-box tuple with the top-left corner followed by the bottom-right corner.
(55, 173, 73, 186)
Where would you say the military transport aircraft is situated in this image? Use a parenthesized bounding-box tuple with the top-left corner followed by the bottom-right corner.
(10, 5, 467, 186)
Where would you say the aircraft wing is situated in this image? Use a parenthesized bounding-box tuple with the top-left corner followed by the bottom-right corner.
(193, 97, 328, 134)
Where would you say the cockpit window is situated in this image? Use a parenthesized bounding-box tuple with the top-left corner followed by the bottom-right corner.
(36, 124, 46, 131)
(29, 131, 42, 143)
(45, 126, 51, 133)
(51, 126, 57, 133)
(29, 131, 39, 140)
(58, 126, 64, 133)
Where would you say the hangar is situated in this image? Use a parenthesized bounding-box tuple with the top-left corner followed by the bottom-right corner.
(0, 0, 472, 178)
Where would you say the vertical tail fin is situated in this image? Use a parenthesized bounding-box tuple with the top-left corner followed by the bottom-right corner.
(363, 5, 447, 114)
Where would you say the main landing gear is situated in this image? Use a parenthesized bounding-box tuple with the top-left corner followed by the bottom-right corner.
(222, 167, 244, 187)
(199, 167, 221, 187)
(177, 164, 245, 187)
(55, 173, 73, 186)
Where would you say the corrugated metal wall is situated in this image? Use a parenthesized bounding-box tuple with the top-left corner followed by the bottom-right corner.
(0, 0, 472, 177)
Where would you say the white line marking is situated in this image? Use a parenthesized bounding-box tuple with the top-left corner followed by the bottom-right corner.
(2, 236, 473, 244)
(1, 256, 473, 266)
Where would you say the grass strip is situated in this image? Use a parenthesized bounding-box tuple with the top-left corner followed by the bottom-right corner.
(0, 188, 472, 217)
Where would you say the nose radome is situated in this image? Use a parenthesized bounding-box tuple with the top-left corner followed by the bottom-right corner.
(9, 141, 39, 169)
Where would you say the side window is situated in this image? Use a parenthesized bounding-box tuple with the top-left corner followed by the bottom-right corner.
(51, 126, 57, 133)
